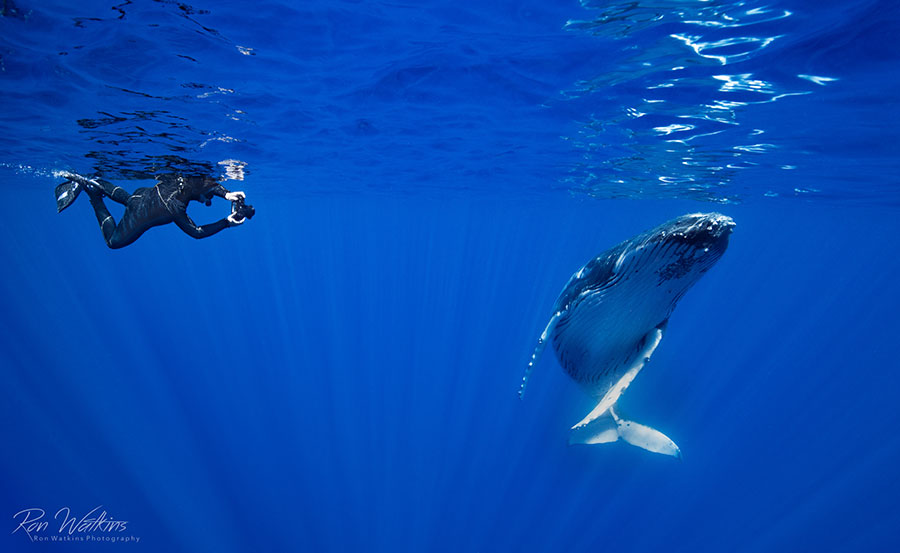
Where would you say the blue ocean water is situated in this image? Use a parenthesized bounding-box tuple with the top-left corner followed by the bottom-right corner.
(1, 0, 899, 551)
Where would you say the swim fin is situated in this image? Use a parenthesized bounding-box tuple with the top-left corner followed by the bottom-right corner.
(55, 179, 83, 213)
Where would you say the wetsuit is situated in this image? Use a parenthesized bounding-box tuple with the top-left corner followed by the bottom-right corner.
(78, 174, 240, 249)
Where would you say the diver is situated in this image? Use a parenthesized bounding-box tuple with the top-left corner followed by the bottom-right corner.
(55, 171, 254, 249)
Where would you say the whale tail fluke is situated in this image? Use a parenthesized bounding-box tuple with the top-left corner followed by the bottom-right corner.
(569, 408, 681, 459)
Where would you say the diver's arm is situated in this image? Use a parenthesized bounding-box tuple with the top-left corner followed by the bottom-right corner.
(172, 210, 235, 239)
(209, 184, 245, 202)
(209, 184, 229, 199)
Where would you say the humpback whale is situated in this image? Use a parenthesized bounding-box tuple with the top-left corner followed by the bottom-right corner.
(520, 213, 735, 457)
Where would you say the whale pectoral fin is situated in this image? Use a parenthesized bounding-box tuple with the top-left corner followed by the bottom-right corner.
(518, 311, 563, 399)
(612, 409, 681, 458)
(570, 326, 665, 430)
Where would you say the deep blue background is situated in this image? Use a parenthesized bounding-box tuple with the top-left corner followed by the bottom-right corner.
(2, 0, 899, 551)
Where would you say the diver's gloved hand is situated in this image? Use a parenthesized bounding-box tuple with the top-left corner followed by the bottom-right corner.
(227, 212, 245, 226)
(225, 191, 245, 202)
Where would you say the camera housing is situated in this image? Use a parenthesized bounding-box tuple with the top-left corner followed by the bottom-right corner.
(231, 196, 255, 221)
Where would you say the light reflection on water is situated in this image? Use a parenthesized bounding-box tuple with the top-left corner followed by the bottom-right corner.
(561, 0, 841, 203)
(0, 0, 892, 204)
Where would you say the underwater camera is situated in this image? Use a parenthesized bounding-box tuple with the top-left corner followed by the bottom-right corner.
(231, 196, 256, 222)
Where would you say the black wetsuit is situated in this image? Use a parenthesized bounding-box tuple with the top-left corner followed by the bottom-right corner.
(82, 175, 237, 249)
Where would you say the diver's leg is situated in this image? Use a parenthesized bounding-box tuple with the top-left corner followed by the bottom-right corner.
(103, 192, 154, 249)
(105, 215, 142, 249)
(57, 172, 130, 205)
(91, 178, 131, 205)
(85, 189, 119, 247)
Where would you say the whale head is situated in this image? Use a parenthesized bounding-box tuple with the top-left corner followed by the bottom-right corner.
(635, 212, 735, 288)
(664, 212, 734, 256)
(596, 212, 735, 310)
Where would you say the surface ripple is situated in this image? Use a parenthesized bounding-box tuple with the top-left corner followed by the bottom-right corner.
(0, 0, 896, 203)
(560, 0, 898, 203)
